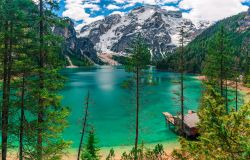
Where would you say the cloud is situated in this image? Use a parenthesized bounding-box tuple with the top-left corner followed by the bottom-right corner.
(113, 0, 126, 3)
(113, 0, 178, 5)
(106, 4, 121, 10)
(110, 11, 125, 16)
(75, 15, 104, 31)
(62, 0, 249, 30)
(161, 6, 179, 11)
(63, 0, 88, 21)
(179, 0, 249, 24)
(83, 3, 101, 11)
(63, 0, 103, 24)
(124, 0, 178, 5)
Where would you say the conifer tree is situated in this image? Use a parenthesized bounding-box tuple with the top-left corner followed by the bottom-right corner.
(242, 40, 250, 86)
(0, 0, 16, 159)
(233, 52, 240, 111)
(106, 148, 115, 160)
(178, 26, 186, 133)
(32, 0, 70, 159)
(203, 26, 233, 112)
(78, 91, 90, 160)
(81, 128, 100, 160)
(37, 0, 44, 158)
(125, 36, 151, 160)
(172, 85, 250, 159)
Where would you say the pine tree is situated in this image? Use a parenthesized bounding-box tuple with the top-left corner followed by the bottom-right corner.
(0, 0, 69, 159)
(78, 91, 90, 160)
(242, 40, 250, 86)
(1, 0, 15, 159)
(233, 52, 240, 111)
(172, 85, 250, 159)
(106, 148, 115, 160)
(32, 0, 70, 159)
(179, 26, 185, 134)
(81, 128, 100, 160)
(203, 26, 233, 112)
(125, 36, 151, 160)
(37, 0, 45, 158)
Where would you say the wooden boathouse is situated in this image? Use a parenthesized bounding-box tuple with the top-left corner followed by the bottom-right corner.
(162, 110, 199, 137)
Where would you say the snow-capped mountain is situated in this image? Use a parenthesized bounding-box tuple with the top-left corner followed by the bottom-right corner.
(78, 5, 209, 61)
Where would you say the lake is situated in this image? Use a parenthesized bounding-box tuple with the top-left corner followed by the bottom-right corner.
(60, 66, 202, 148)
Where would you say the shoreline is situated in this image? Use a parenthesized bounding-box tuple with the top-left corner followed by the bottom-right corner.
(6, 141, 179, 160)
(194, 75, 250, 103)
(63, 140, 179, 160)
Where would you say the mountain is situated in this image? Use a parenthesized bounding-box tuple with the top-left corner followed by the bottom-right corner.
(78, 5, 208, 62)
(157, 7, 250, 73)
(53, 19, 101, 65)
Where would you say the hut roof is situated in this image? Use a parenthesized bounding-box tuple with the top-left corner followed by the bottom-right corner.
(179, 113, 199, 128)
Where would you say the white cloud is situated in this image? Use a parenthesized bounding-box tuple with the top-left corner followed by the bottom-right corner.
(63, 0, 102, 24)
(114, 0, 178, 5)
(161, 6, 179, 11)
(128, 0, 178, 5)
(63, 0, 88, 21)
(106, 4, 121, 10)
(85, 15, 104, 24)
(113, 0, 126, 3)
(83, 3, 101, 11)
(110, 11, 125, 16)
(179, 0, 249, 24)
(75, 15, 104, 31)
(123, 2, 136, 9)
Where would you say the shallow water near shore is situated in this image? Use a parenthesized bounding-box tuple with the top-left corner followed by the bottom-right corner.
(60, 66, 202, 148)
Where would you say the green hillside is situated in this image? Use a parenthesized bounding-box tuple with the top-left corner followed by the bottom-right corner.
(157, 10, 250, 73)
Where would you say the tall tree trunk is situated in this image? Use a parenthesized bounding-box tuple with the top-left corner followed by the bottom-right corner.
(19, 73, 26, 160)
(235, 78, 238, 111)
(219, 28, 224, 96)
(225, 79, 228, 113)
(2, 17, 10, 160)
(37, 0, 44, 159)
(1, 3, 13, 158)
(134, 66, 139, 160)
(180, 28, 185, 134)
(220, 56, 223, 96)
(77, 91, 90, 160)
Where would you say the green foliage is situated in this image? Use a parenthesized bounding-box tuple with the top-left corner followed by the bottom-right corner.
(112, 55, 129, 65)
(156, 53, 178, 71)
(0, 0, 70, 159)
(124, 36, 151, 159)
(106, 148, 115, 160)
(64, 54, 94, 67)
(125, 36, 151, 72)
(203, 27, 234, 86)
(121, 144, 167, 160)
(242, 42, 250, 86)
(157, 12, 250, 73)
(172, 85, 250, 159)
(81, 128, 100, 160)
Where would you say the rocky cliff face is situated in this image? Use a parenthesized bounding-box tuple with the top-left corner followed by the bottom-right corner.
(237, 7, 250, 32)
(54, 19, 101, 64)
(78, 5, 208, 61)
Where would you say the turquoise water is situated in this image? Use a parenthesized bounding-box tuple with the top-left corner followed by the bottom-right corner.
(60, 66, 202, 148)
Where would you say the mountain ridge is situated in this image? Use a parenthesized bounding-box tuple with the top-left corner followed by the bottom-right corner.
(53, 19, 101, 65)
(77, 5, 210, 61)
(157, 7, 250, 73)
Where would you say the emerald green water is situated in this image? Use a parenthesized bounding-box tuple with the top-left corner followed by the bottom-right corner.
(61, 66, 202, 148)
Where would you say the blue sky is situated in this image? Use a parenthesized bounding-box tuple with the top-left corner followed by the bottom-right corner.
(58, 0, 250, 30)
